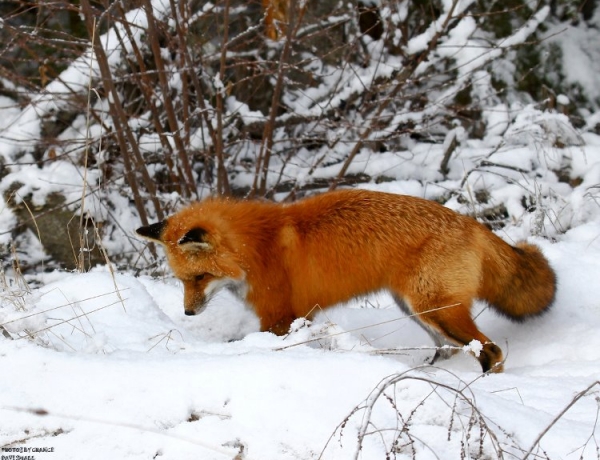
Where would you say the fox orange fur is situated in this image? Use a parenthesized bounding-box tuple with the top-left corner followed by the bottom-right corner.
(136, 189, 556, 373)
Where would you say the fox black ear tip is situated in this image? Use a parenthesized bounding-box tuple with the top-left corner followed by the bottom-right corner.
(136, 227, 149, 238)
(136, 221, 166, 241)
(135, 225, 150, 237)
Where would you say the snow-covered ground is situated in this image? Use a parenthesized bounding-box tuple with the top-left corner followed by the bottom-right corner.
(1, 2, 600, 458)
(1, 170, 600, 459)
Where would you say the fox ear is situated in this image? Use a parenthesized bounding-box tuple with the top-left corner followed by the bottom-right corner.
(178, 227, 212, 252)
(136, 221, 166, 244)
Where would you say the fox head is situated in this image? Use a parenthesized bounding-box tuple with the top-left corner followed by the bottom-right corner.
(136, 215, 247, 316)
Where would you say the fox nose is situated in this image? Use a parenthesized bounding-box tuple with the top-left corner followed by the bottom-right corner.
(184, 309, 196, 316)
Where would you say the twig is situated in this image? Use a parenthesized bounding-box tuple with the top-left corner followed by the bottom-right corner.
(523, 381, 600, 460)
(274, 304, 458, 351)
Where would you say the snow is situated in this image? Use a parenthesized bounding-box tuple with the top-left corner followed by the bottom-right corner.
(547, 7, 600, 105)
(406, 0, 477, 56)
(1, 189, 600, 459)
(1, 2, 600, 459)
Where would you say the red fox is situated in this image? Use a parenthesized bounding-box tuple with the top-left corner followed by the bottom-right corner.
(136, 189, 556, 373)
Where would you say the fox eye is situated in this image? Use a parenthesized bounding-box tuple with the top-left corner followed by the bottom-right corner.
(195, 274, 205, 281)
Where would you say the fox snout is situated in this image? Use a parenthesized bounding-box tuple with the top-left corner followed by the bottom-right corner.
(182, 280, 210, 317)
(183, 295, 208, 317)
(183, 300, 209, 316)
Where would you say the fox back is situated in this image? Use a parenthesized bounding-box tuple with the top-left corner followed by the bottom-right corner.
(137, 189, 556, 373)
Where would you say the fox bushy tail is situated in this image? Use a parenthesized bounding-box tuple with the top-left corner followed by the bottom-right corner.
(482, 239, 556, 321)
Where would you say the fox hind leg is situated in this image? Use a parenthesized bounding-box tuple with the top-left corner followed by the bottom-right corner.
(397, 294, 504, 373)
(392, 295, 458, 363)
